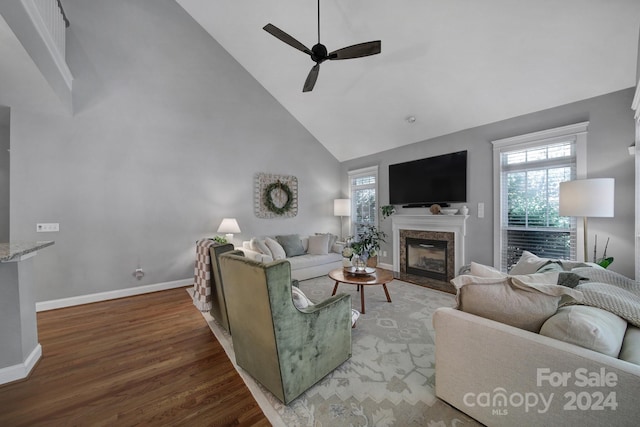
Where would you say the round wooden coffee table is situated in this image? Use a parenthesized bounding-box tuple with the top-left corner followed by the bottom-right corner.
(329, 267, 393, 314)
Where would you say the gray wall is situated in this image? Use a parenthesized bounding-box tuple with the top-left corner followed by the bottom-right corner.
(6, 0, 341, 302)
(0, 107, 8, 242)
(343, 88, 637, 278)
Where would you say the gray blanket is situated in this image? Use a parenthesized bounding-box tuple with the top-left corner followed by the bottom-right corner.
(571, 267, 640, 327)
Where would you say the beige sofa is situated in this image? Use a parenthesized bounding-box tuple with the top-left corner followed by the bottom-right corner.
(434, 307, 640, 427)
(433, 253, 640, 426)
(240, 233, 344, 281)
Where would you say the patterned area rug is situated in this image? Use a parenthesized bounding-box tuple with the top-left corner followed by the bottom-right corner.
(195, 276, 482, 427)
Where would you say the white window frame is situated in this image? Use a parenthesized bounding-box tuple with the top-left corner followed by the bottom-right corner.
(492, 122, 588, 270)
(348, 165, 379, 238)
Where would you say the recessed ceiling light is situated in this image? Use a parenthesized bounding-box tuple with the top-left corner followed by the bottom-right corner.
(406, 116, 416, 124)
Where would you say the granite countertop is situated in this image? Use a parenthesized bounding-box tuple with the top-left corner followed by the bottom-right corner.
(0, 241, 55, 262)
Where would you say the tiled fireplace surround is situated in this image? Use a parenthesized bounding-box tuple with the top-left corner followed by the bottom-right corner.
(392, 215, 468, 293)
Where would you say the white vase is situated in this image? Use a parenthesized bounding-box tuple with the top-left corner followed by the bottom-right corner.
(460, 205, 469, 216)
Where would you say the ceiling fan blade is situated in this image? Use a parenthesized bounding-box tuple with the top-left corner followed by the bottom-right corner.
(263, 24, 312, 55)
(329, 41, 381, 60)
(303, 64, 320, 92)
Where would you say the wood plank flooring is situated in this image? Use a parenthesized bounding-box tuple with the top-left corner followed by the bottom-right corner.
(0, 288, 269, 427)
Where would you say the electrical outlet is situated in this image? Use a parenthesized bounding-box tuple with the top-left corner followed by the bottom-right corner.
(36, 223, 59, 232)
(382, 251, 387, 257)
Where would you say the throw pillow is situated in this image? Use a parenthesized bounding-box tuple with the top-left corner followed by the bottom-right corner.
(470, 262, 506, 278)
(291, 286, 314, 309)
(451, 274, 582, 332)
(308, 234, 330, 255)
(250, 237, 272, 257)
(540, 305, 628, 357)
(509, 251, 553, 275)
(276, 234, 306, 257)
(265, 237, 286, 260)
(316, 233, 338, 253)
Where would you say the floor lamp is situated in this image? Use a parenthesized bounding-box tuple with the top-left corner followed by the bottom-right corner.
(334, 199, 351, 241)
(559, 178, 614, 262)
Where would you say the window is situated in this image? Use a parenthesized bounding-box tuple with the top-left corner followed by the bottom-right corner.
(348, 166, 379, 238)
(492, 123, 588, 271)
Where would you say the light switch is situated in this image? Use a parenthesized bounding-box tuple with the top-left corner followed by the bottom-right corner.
(477, 203, 485, 218)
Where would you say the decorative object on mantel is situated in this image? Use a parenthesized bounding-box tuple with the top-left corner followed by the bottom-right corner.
(440, 208, 458, 215)
(255, 173, 298, 218)
(459, 205, 469, 216)
(381, 204, 396, 220)
(429, 204, 441, 215)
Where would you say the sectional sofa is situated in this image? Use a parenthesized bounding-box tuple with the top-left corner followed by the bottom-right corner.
(434, 252, 640, 426)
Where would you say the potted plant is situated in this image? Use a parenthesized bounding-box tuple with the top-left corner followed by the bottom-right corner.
(343, 224, 387, 268)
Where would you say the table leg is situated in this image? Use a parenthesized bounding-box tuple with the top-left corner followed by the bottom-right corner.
(360, 286, 366, 314)
(382, 283, 392, 302)
(332, 282, 339, 296)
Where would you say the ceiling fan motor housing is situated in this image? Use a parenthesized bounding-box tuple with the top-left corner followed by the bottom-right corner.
(311, 44, 328, 63)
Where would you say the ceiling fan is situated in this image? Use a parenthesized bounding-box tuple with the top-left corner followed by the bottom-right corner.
(263, 0, 381, 92)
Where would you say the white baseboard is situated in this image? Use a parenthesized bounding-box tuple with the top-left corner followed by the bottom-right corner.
(0, 344, 42, 385)
(378, 262, 393, 271)
(36, 279, 192, 312)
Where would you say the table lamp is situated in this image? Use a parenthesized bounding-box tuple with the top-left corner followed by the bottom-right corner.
(217, 218, 241, 242)
(559, 178, 614, 262)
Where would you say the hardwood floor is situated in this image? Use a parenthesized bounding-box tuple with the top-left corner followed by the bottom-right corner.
(0, 288, 269, 427)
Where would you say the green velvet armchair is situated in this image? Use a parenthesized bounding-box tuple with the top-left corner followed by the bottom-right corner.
(208, 243, 241, 334)
(219, 253, 353, 404)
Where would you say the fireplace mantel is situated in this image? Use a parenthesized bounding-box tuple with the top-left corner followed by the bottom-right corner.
(392, 215, 468, 274)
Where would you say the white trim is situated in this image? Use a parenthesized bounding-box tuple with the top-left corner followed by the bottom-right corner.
(492, 122, 588, 268)
(20, 0, 73, 90)
(0, 344, 42, 385)
(36, 278, 192, 312)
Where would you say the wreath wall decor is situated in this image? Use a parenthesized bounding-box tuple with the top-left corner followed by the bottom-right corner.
(255, 173, 298, 218)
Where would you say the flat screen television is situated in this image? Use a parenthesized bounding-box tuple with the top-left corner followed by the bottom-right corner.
(388, 150, 467, 207)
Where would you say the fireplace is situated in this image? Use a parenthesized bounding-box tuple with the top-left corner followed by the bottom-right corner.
(392, 215, 467, 294)
(405, 237, 448, 281)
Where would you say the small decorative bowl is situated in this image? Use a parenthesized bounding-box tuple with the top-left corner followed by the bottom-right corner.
(440, 208, 459, 215)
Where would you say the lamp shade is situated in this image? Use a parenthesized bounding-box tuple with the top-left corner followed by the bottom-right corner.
(217, 218, 241, 234)
(334, 199, 351, 217)
(559, 178, 614, 217)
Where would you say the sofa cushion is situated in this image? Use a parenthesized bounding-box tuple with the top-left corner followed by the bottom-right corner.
(276, 234, 306, 257)
(308, 234, 330, 255)
(265, 237, 287, 260)
(451, 274, 583, 332)
(619, 326, 640, 365)
(540, 305, 628, 357)
(287, 252, 342, 270)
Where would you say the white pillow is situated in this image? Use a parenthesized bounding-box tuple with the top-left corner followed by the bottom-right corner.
(291, 286, 314, 309)
(265, 237, 286, 260)
(540, 305, 628, 357)
(509, 251, 552, 275)
(307, 234, 330, 255)
(250, 238, 272, 257)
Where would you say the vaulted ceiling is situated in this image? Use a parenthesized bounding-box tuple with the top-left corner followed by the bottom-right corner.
(176, 0, 640, 161)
